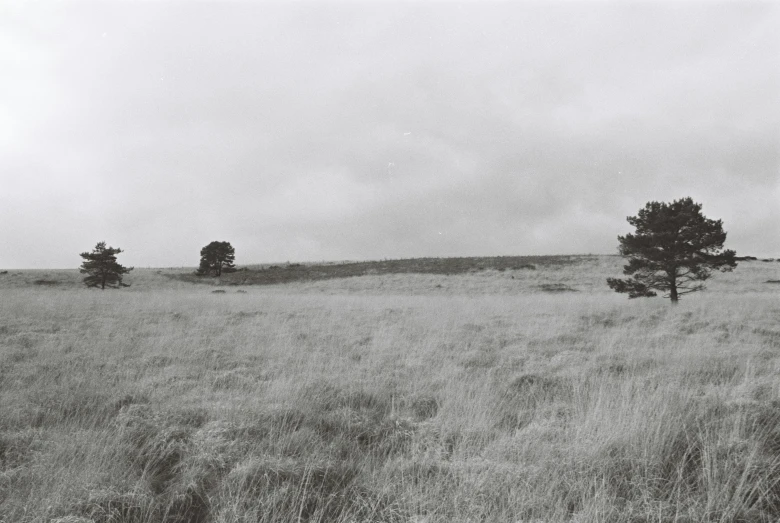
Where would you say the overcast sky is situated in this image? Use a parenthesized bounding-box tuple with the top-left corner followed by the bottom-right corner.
(2, 1, 778, 268)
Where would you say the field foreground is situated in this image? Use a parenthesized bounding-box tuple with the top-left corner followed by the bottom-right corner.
(1, 256, 779, 522)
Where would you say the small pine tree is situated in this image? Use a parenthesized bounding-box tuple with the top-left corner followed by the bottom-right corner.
(196, 241, 237, 277)
(79, 242, 133, 289)
(607, 197, 737, 304)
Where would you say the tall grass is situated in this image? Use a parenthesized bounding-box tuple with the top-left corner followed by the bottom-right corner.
(0, 257, 778, 522)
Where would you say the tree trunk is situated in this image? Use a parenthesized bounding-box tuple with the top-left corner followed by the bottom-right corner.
(669, 282, 678, 304)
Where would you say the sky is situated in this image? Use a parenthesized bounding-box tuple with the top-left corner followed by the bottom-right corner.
(1, 1, 778, 268)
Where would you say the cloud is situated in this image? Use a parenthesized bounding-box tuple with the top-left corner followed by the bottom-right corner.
(1, 1, 778, 267)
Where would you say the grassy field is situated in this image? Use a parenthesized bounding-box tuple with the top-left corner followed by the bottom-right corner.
(1, 256, 779, 522)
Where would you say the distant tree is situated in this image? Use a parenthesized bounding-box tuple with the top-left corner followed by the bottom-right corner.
(607, 197, 737, 304)
(79, 242, 133, 289)
(197, 241, 237, 277)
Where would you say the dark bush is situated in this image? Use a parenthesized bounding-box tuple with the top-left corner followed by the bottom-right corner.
(538, 283, 578, 293)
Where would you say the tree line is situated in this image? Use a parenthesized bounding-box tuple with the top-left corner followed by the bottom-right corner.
(78, 240, 236, 289)
(79, 197, 738, 305)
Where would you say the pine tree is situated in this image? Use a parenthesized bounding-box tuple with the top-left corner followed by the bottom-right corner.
(607, 197, 737, 304)
(79, 242, 133, 289)
(196, 241, 237, 277)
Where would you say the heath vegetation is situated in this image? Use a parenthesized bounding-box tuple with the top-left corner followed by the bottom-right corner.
(1, 256, 779, 522)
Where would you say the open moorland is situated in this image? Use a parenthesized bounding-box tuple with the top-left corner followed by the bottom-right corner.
(1, 255, 780, 522)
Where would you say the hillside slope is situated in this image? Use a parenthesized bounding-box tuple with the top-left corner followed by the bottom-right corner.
(2, 255, 777, 297)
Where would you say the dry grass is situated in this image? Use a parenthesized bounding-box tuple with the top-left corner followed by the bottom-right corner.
(0, 256, 779, 522)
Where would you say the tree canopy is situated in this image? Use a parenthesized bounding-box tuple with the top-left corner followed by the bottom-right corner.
(79, 242, 133, 289)
(197, 241, 237, 277)
(607, 197, 737, 303)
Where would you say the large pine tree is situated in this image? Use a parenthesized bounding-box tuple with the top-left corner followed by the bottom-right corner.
(79, 242, 133, 289)
(607, 197, 737, 304)
(196, 241, 237, 277)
